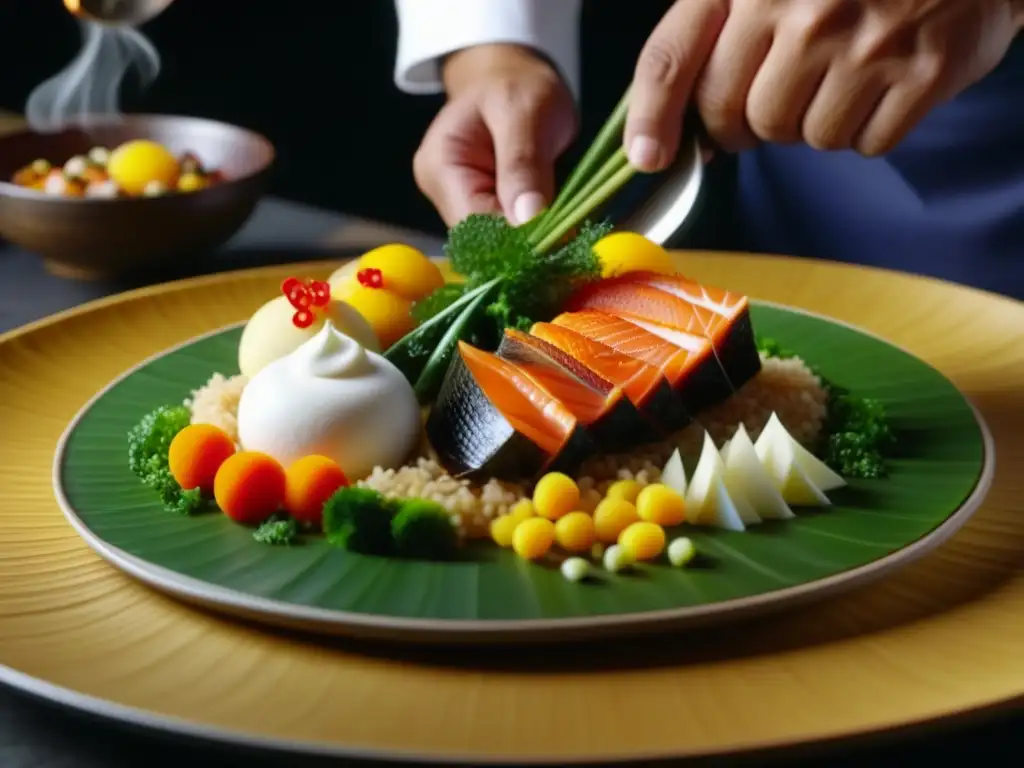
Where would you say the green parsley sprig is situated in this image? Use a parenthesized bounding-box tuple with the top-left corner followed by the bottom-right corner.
(755, 336, 894, 479)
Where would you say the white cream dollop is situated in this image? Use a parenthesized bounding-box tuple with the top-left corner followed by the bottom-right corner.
(236, 321, 420, 480)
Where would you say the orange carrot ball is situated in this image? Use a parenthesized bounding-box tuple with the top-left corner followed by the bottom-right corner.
(213, 451, 286, 525)
(284, 455, 349, 526)
(167, 423, 236, 494)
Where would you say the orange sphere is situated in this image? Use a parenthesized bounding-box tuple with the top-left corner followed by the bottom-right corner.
(167, 424, 236, 494)
(213, 451, 286, 525)
(284, 455, 349, 526)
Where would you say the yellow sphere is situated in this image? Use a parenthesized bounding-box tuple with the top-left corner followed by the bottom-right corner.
(508, 499, 536, 524)
(532, 472, 580, 521)
(618, 521, 666, 561)
(177, 172, 206, 193)
(605, 479, 643, 504)
(635, 483, 686, 526)
(343, 285, 415, 349)
(554, 511, 597, 553)
(357, 244, 445, 301)
(490, 514, 520, 548)
(592, 498, 640, 544)
(594, 232, 676, 278)
(512, 517, 555, 560)
(107, 140, 180, 196)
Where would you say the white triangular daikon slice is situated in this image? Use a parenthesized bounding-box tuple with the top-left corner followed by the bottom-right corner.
(761, 413, 847, 492)
(761, 433, 831, 508)
(660, 448, 687, 496)
(722, 424, 794, 520)
(685, 432, 746, 531)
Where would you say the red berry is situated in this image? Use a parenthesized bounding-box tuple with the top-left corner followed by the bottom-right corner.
(292, 309, 314, 328)
(309, 280, 331, 307)
(357, 268, 384, 289)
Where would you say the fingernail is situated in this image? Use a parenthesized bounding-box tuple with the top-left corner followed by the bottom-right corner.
(628, 135, 662, 171)
(513, 191, 545, 225)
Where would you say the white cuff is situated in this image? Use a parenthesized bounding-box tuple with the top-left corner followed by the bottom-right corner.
(393, 0, 582, 98)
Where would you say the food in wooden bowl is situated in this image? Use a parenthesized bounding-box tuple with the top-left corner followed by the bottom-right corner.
(0, 114, 274, 280)
(11, 139, 226, 199)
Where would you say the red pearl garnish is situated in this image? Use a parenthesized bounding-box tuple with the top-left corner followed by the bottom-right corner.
(308, 280, 331, 307)
(281, 277, 331, 328)
(292, 309, 315, 328)
(357, 267, 384, 289)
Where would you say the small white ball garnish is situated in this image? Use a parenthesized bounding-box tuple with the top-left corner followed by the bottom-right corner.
(603, 544, 633, 573)
(43, 173, 67, 196)
(668, 537, 697, 567)
(560, 557, 590, 583)
(85, 180, 120, 199)
(88, 146, 110, 166)
(142, 180, 169, 197)
(63, 155, 89, 178)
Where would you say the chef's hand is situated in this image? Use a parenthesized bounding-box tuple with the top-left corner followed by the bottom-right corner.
(413, 44, 577, 227)
(625, 0, 1023, 171)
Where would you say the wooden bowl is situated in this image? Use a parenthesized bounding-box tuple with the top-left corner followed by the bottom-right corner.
(0, 114, 274, 280)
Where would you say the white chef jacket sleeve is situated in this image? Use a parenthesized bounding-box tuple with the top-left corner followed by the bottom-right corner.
(393, 0, 583, 98)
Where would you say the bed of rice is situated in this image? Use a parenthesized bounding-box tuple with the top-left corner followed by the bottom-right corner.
(185, 353, 828, 539)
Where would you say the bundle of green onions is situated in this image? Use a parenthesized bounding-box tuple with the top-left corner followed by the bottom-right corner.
(385, 90, 643, 403)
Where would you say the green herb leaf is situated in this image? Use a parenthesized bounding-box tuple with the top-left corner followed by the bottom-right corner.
(411, 283, 466, 323)
(385, 277, 502, 382)
(253, 515, 299, 546)
(413, 281, 497, 403)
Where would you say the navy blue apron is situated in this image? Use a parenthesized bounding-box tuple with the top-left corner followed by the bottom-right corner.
(733, 38, 1024, 299)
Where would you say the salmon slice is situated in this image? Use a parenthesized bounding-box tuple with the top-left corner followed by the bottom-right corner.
(552, 311, 731, 413)
(622, 271, 763, 387)
(530, 322, 663, 407)
(529, 321, 691, 432)
(427, 341, 594, 481)
(459, 342, 575, 456)
(498, 329, 657, 449)
(566, 275, 762, 389)
(566, 278, 722, 347)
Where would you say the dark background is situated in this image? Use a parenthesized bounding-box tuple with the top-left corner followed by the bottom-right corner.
(0, 0, 692, 237)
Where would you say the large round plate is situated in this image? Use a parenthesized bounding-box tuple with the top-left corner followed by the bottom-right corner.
(53, 274, 988, 644)
(2, 254, 1023, 764)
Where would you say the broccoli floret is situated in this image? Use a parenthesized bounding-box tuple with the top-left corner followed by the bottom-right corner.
(127, 405, 209, 514)
(322, 487, 396, 555)
(127, 405, 191, 480)
(825, 432, 887, 479)
(391, 499, 458, 560)
(254, 515, 299, 546)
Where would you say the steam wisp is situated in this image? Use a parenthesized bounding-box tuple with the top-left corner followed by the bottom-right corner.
(25, 19, 160, 133)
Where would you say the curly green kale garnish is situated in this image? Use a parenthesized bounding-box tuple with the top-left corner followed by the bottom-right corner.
(253, 514, 299, 546)
(127, 405, 210, 514)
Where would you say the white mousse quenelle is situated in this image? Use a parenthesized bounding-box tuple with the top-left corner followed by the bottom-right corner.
(237, 321, 420, 481)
